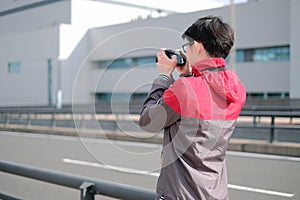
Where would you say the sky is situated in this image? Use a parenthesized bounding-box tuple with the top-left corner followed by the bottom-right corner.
(90, 0, 248, 27)
(108, 0, 248, 14)
(92, 0, 249, 26)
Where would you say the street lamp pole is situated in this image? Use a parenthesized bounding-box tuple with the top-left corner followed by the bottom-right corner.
(229, 0, 236, 71)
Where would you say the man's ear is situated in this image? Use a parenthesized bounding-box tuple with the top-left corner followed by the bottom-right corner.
(194, 41, 204, 54)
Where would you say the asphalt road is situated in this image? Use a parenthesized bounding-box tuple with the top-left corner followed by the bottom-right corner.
(1, 131, 300, 200)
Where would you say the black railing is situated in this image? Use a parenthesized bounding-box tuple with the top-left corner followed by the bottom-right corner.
(238, 110, 300, 143)
(0, 104, 300, 143)
(0, 192, 22, 200)
(0, 160, 156, 200)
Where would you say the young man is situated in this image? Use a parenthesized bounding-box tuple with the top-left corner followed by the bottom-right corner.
(139, 16, 246, 200)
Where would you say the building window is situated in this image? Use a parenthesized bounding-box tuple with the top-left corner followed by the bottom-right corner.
(99, 58, 133, 69)
(8, 62, 21, 73)
(98, 56, 156, 69)
(130, 93, 148, 103)
(95, 92, 147, 103)
(247, 92, 289, 99)
(136, 56, 156, 66)
(244, 49, 255, 62)
(236, 50, 245, 63)
(236, 45, 290, 63)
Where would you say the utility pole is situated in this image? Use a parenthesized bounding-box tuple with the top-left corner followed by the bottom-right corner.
(229, 0, 236, 71)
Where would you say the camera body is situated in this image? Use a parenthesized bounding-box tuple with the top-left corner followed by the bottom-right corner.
(156, 49, 186, 66)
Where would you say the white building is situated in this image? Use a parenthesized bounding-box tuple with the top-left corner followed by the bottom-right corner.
(0, 0, 299, 106)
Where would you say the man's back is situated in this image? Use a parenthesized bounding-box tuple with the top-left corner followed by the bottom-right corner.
(139, 15, 246, 200)
(152, 60, 246, 199)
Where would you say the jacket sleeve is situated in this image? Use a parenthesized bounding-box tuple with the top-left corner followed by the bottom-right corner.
(139, 76, 180, 133)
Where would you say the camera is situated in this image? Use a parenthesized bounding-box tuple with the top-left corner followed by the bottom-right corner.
(156, 49, 186, 66)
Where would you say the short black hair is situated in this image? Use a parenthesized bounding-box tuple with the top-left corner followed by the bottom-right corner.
(182, 15, 234, 58)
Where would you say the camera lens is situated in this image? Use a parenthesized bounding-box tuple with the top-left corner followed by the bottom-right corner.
(155, 49, 186, 66)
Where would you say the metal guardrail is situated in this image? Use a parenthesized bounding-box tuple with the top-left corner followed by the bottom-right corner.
(0, 160, 156, 200)
(238, 110, 300, 143)
(0, 103, 142, 114)
(0, 191, 22, 200)
(0, 104, 300, 143)
(242, 105, 300, 111)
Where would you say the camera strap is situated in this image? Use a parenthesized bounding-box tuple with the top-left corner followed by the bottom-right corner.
(180, 67, 226, 78)
(201, 67, 226, 72)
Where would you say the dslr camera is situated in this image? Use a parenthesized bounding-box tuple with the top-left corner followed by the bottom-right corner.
(156, 49, 186, 66)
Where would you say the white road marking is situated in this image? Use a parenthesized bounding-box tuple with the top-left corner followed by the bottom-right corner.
(227, 151, 300, 162)
(62, 158, 160, 177)
(228, 184, 294, 198)
(63, 158, 294, 198)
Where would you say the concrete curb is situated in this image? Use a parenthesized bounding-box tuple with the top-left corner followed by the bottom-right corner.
(1, 125, 300, 157)
(229, 138, 300, 157)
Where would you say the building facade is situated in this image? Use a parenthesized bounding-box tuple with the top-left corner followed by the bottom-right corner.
(0, 0, 299, 106)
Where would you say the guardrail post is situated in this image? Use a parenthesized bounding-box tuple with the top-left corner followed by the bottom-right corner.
(26, 112, 31, 127)
(269, 116, 275, 143)
(253, 114, 257, 125)
(80, 182, 95, 200)
(113, 114, 121, 132)
(81, 114, 86, 129)
(5, 112, 10, 126)
(289, 117, 293, 124)
(51, 112, 56, 128)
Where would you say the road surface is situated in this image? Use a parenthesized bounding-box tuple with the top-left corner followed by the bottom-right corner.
(1, 131, 299, 200)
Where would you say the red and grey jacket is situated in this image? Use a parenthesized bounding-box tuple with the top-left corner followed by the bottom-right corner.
(139, 58, 246, 200)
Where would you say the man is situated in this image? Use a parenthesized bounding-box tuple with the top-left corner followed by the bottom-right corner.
(139, 15, 246, 200)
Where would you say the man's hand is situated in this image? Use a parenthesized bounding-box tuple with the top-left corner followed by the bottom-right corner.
(176, 62, 192, 76)
(156, 49, 177, 76)
(176, 51, 192, 76)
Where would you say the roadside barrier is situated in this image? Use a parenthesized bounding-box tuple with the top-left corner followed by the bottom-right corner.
(0, 160, 156, 200)
(0, 104, 300, 143)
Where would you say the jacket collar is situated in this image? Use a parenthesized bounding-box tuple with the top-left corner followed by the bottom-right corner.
(191, 58, 226, 77)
